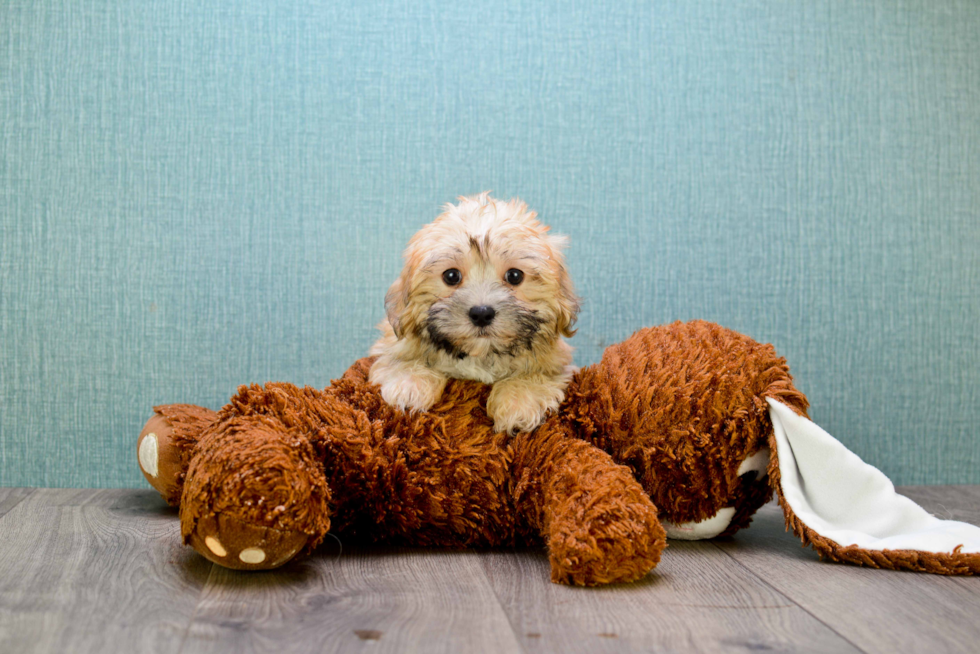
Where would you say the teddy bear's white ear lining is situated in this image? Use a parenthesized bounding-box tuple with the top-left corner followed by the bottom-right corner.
(767, 398, 980, 556)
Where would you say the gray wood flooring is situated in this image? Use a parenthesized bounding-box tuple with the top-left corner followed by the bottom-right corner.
(0, 485, 977, 654)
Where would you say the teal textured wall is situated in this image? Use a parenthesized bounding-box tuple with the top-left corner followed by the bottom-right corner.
(1, 1, 978, 488)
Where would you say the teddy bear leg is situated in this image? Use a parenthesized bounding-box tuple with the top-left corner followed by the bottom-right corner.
(178, 411, 332, 570)
(137, 404, 218, 506)
(718, 446, 775, 537)
(513, 427, 667, 586)
(659, 446, 774, 540)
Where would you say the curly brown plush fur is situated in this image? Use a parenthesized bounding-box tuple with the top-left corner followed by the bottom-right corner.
(138, 320, 807, 585)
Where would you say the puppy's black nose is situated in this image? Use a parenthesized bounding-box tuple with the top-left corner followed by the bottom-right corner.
(468, 305, 496, 327)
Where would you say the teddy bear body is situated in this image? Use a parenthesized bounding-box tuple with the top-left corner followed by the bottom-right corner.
(139, 321, 807, 585)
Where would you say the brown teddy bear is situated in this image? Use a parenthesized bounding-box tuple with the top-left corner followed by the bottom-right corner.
(137, 320, 979, 585)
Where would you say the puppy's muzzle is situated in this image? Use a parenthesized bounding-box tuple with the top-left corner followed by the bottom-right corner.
(468, 305, 496, 327)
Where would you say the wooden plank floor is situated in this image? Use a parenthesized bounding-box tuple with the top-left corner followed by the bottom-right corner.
(0, 486, 977, 654)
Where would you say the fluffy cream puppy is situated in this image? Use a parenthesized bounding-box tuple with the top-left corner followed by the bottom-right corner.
(369, 193, 581, 434)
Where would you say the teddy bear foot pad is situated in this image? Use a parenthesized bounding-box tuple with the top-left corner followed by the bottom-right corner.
(187, 512, 310, 570)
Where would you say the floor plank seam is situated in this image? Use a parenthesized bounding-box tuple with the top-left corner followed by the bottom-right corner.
(710, 541, 871, 654)
(175, 561, 216, 654)
(479, 553, 530, 654)
(0, 488, 36, 521)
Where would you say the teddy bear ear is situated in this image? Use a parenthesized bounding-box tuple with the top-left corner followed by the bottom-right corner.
(384, 276, 409, 338)
(766, 398, 980, 574)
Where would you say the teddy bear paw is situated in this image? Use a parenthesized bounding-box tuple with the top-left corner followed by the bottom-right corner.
(137, 413, 184, 505)
(547, 498, 667, 586)
(187, 512, 310, 570)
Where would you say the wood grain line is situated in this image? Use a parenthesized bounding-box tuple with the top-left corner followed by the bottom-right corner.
(179, 543, 524, 654)
(481, 541, 861, 653)
(0, 489, 212, 654)
(710, 540, 867, 654)
(714, 490, 980, 654)
(0, 487, 34, 519)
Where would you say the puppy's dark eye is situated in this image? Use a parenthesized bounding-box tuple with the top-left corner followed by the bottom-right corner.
(442, 268, 462, 286)
(504, 268, 524, 285)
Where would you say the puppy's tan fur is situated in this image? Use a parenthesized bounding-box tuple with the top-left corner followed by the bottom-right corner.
(369, 193, 580, 434)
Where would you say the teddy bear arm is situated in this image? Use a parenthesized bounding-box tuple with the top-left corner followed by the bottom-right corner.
(174, 378, 458, 569)
(511, 423, 667, 586)
(179, 408, 334, 570)
(172, 381, 375, 570)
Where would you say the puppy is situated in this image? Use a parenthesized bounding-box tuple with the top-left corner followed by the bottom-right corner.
(369, 192, 581, 434)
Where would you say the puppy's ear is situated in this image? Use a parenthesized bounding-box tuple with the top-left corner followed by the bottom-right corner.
(555, 263, 581, 338)
(384, 276, 409, 339)
(544, 233, 580, 338)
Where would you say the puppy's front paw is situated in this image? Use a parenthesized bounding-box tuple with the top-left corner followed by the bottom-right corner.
(487, 376, 566, 434)
(375, 368, 447, 413)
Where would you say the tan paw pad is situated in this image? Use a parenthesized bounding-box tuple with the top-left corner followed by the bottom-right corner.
(204, 536, 228, 557)
(239, 547, 267, 564)
(138, 433, 159, 478)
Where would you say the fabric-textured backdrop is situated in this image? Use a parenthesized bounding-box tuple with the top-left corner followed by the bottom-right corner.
(2, 1, 978, 488)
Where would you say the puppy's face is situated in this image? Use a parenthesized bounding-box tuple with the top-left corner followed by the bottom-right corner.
(385, 194, 579, 359)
